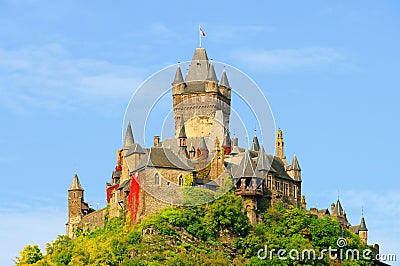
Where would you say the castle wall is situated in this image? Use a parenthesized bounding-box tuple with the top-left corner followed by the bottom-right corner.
(82, 207, 106, 231)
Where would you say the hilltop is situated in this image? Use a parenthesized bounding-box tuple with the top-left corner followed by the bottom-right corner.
(16, 192, 372, 266)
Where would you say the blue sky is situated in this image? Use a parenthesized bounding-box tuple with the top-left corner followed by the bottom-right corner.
(1, 1, 399, 265)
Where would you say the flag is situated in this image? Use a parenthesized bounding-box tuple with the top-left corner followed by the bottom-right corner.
(200, 27, 206, 37)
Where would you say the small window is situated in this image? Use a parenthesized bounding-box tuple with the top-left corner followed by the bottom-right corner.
(201, 96, 205, 102)
(154, 173, 160, 185)
(178, 175, 184, 186)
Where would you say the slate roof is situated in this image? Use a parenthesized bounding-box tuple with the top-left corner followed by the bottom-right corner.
(185, 48, 210, 82)
(125, 143, 146, 156)
(132, 147, 194, 173)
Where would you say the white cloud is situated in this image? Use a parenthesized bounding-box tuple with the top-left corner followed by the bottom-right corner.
(232, 47, 348, 72)
(0, 44, 146, 113)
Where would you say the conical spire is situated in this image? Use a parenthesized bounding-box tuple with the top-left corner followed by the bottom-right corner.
(251, 131, 260, 151)
(123, 121, 135, 150)
(172, 65, 184, 85)
(178, 115, 187, 138)
(206, 62, 218, 82)
(220, 70, 230, 88)
(291, 154, 301, 170)
(333, 200, 344, 216)
(360, 216, 368, 231)
(69, 173, 83, 191)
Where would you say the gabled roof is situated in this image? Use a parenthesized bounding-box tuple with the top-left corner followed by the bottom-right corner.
(220, 70, 230, 88)
(172, 65, 184, 85)
(125, 143, 146, 156)
(123, 121, 135, 150)
(69, 173, 83, 191)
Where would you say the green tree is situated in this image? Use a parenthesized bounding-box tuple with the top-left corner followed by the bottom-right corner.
(15, 244, 43, 265)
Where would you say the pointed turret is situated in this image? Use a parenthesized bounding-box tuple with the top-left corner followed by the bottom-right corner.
(123, 121, 135, 150)
(333, 200, 344, 216)
(291, 154, 301, 170)
(220, 70, 230, 88)
(69, 173, 83, 191)
(251, 131, 260, 151)
(172, 65, 184, 85)
(359, 215, 368, 244)
(287, 153, 301, 180)
(360, 216, 368, 231)
(206, 62, 218, 82)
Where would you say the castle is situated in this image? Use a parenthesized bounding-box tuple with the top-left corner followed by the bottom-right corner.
(66, 47, 371, 247)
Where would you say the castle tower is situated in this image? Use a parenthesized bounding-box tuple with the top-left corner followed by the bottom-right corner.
(172, 47, 231, 138)
(359, 216, 368, 244)
(276, 128, 286, 161)
(67, 173, 84, 238)
(287, 154, 301, 180)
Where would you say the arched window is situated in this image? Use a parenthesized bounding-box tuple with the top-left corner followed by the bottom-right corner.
(154, 173, 160, 185)
(178, 175, 184, 186)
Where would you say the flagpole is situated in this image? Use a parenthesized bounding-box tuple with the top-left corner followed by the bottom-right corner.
(199, 25, 202, 47)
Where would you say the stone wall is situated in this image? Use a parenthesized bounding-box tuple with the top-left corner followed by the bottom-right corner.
(82, 207, 106, 231)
